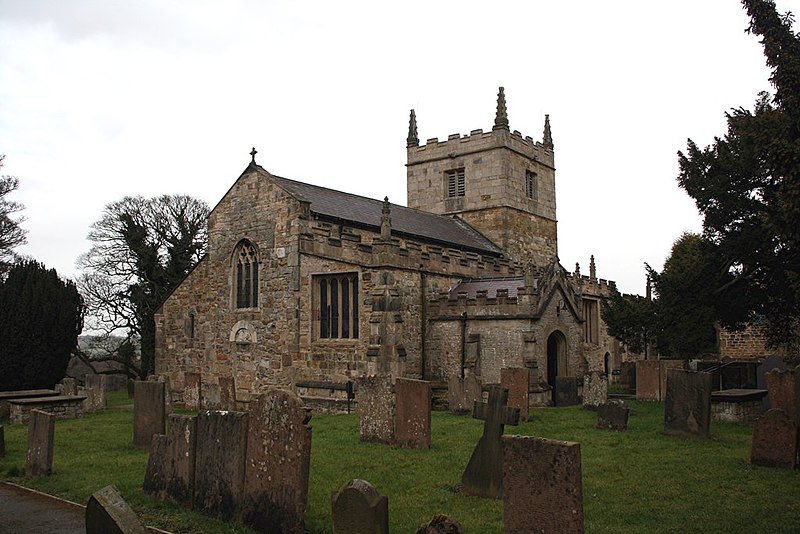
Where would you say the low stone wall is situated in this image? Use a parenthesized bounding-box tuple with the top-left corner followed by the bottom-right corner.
(9, 395, 87, 424)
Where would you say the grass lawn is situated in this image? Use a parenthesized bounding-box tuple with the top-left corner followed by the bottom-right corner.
(1, 391, 798, 533)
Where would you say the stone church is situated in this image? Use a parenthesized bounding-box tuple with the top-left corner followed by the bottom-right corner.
(154, 88, 623, 408)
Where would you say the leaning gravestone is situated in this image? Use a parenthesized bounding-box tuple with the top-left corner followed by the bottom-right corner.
(555, 376, 579, 407)
(241, 389, 312, 534)
(84, 374, 107, 412)
(415, 514, 465, 534)
(85, 484, 147, 534)
(502, 435, 584, 533)
(750, 408, 798, 469)
(357, 375, 395, 445)
(583, 371, 608, 410)
(461, 385, 520, 498)
(331, 479, 389, 534)
(26, 409, 55, 477)
(596, 401, 629, 431)
(766, 368, 800, 425)
(501, 368, 530, 422)
(133, 380, 165, 450)
(447, 374, 481, 416)
(394, 378, 432, 449)
(664, 369, 712, 438)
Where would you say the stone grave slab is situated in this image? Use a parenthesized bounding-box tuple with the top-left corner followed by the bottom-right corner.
(415, 514, 465, 533)
(85, 484, 147, 534)
(447, 374, 481, 416)
(219, 376, 236, 410)
(555, 376, 579, 406)
(193, 410, 249, 520)
(395, 378, 432, 449)
(61, 378, 77, 396)
(664, 369, 712, 438)
(241, 389, 312, 534)
(133, 380, 165, 450)
(620, 361, 636, 390)
(596, 401, 629, 431)
(26, 409, 55, 477)
(461, 385, 520, 498)
(636, 360, 661, 401)
(0, 389, 58, 419)
(583, 370, 608, 410)
(766, 368, 800, 425)
(501, 368, 530, 422)
(331, 479, 389, 534)
(751, 408, 798, 469)
(357, 375, 395, 444)
(184, 372, 201, 409)
(142, 434, 168, 499)
(84, 374, 107, 412)
(502, 435, 583, 534)
(165, 414, 197, 506)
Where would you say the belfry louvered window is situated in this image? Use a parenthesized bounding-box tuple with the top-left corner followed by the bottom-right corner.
(234, 240, 259, 309)
(446, 168, 466, 198)
(316, 273, 359, 339)
(526, 170, 538, 200)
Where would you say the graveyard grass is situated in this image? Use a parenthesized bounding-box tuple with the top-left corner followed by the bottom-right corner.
(1, 392, 798, 533)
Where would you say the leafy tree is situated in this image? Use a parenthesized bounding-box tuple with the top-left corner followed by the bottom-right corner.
(601, 290, 654, 356)
(78, 195, 209, 379)
(677, 0, 800, 349)
(0, 154, 27, 271)
(0, 260, 83, 390)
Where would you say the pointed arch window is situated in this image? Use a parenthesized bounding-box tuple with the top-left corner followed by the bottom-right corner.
(234, 240, 259, 309)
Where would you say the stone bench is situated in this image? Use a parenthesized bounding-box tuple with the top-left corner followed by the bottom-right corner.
(9, 395, 88, 424)
(0, 390, 59, 420)
(711, 388, 768, 424)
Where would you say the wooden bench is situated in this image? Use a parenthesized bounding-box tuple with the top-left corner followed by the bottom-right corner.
(8, 395, 88, 424)
(0, 390, 59, 420)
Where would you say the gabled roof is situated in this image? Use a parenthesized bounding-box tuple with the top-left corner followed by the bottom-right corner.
(270, 174, 503, 256)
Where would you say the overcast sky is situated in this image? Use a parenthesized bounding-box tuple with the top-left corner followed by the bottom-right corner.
(1, 0, 796, 295)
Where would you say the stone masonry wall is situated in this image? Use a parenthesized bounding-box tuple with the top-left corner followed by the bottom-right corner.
(718, 323, 787, 360)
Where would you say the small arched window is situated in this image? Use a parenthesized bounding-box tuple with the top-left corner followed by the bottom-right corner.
(234, 240, 259, 309)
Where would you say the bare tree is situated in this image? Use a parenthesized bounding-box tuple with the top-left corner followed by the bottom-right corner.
(0, 154, 27, 271)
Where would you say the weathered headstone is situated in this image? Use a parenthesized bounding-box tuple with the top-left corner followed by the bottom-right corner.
(766, 368, 800, 425)
(501, 368, 530, 422)
(0, 425, 4, 458)
(620, 361, 636, 390)
(331, 479, 389, 534)
(596, 401, 629, 431)
(357, 375, 395, 444)
(193, 410, 249, 520)
(502, 435, 584, 534)
(415, 514, 465, 534)
(200, 382, 221, 410)
(636, 360, 661, 401)
(26, 409, 55, 477)
(394, 378, 432, 449)
(241, 389, 312, 534)
(85, 484, 148, 534)
(61, 377, 77, 396)
(447, 374, 481, 416)
(582, 370, 608, 410)
(142, 434, 168, 499)
(127, 379, 135, 398)
(184, 372, 201, 410)
(164, 414, 197, 506)
(219, 376, 236, 410)
(84, 374, 107, 412)
(660, 360, 684, 399)
(664, 369, 712, 438)
(750, 408, 798, 469)
(461, 385, 520, 498)
(554, 376, 579, 407)
(133, 380, 166, 450)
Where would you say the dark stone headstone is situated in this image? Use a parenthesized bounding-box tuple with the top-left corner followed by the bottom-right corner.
(447, 374, 481, 416)
(219, 376, 236, 410)
(757, 356, 787, 410)
(461, 385, 520, 498)
(751, 408, 798, 469)
(501, 368, 530, 422)
(26, 409, 55, 477)
(142, 434, 167, 499)
(620, 361, 636, 390)
(127, 379, 134, 399)
(664, 369, 712, 438)
(502, 435, 584, 533)
(415, 514, 465, 534)
(0, 424, 4, 458)
(331, 479, 389, 534)
(133, 380, 165, 450)
(357, 375, 395, 444)
(85, 484, 147, 534)
(766, 368, 800, 425)
(636, 360, 661, 401)
(582, 371, 608, 410)
(395, 378, 432, 449)
(555, 377, 579, 407)
(193, 410, 249, 520)
(596, 401, 629, 431)
(241, 389, 312, 534)
(165, 414, 197, 506)
(85, 374, 107, 412)
(184, 372, 201, 410)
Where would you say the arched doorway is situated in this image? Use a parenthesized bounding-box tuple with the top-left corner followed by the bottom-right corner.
(546, 330, 567, 404)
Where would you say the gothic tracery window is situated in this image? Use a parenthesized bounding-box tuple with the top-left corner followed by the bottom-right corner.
(234, 240, 259, 309)
(316, 273, 359, 339)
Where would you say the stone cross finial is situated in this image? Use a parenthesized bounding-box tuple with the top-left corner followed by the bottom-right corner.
(493, 87, 509, 131)
(589, 255, 596, 280)
(543, 114, 553, 149)
(250, 147, 257, 164)
(407, 109, 419, 147)
(380, 197, 392, 241)
(575, 262, 581, 278)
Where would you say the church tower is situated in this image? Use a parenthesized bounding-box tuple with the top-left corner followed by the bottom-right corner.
(406, 87, 557, 266)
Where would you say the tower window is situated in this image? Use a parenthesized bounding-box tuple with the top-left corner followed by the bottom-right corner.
(315, 273, 359, 339)
(446, 168, 466, 198)
(526, 170, 538, 200)
(234, 240, 259, 309)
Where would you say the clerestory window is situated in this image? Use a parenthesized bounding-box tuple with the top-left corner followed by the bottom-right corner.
(446, 168, 466, 198)
(315, 273, 359, 339)
(234, 240, 259, 309)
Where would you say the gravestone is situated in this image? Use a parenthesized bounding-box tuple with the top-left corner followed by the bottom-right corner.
(415, 514, 465, 534)
(184, 372, 201, 409)
(461, 385, 520, 498)
(241, 389, 312, 534)
(620, 361, 636, 390)
(554, 377, 579, 406)
(660, 360, 684, 399)
(501, 368, 530, 422)
(357, 375, 395, 444)
(751, 408, 798, 469)
(200, 382, 221, 409)
(394, 378, 432, 449)
(582, 371, 608, 410)
(133, 380, 165, 450)
(664, 369, 712, 438)
(61, 377, 77, 396)
(26, 409, 55, 477)
(164, 414, 197, 506)
(502, 435, 584, 533)
(331, 479, 389, 534)
(636, 360, 661, 401)
(219, 376, 236, 410)
(85, 484, 147, 534)
(142, 434, 168, 499)
(84, 374, 107, 412)
(193, 410, 249, 520)
(0, 425, 4, 458)
(596, 401, 629, 431)
(447, 374, 481, 416)
(127, 379, 135, 398)
(766, 368, 800, 424)
(758, 355, 787, 410)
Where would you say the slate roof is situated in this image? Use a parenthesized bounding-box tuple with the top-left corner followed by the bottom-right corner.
(270, 174, 503, 256)
(448, 277, 527, 299)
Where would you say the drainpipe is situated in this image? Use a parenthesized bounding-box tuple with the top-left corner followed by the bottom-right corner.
(460, 311, 468, 379)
